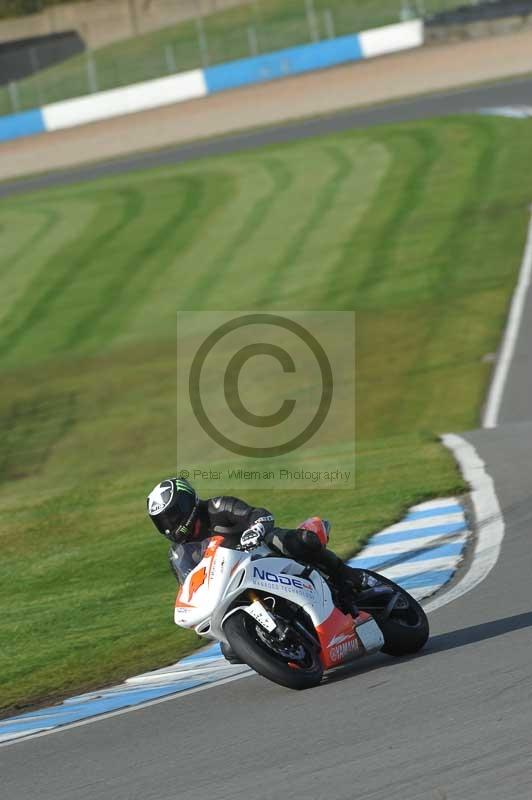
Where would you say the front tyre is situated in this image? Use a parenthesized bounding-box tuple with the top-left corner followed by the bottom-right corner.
(355, 570, 429, 657)
(223, 610, 323, 690)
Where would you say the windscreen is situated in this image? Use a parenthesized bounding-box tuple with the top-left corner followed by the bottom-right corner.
(170, 540, 208, 585)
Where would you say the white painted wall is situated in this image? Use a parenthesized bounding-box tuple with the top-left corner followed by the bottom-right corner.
(359, 19, 424, 59)
(43, 69, 207, 132)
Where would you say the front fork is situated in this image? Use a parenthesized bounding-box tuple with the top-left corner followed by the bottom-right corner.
(246, 590, 320, 651)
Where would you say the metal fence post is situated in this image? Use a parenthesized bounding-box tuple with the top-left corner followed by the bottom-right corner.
(400, 0, 416, 21)
(323, 8, 335, 39)
(127, 0, 139, 37)
(28, 45, 39, 75)
(195, 16, 210, 68)
(305, 0, 320, 43)
(165, 43, 177, 74)
(8, 81, 20, 113)
(247, 25, 259, 56)
(86, 51, 99, 94)
(28, 47, 44, 106)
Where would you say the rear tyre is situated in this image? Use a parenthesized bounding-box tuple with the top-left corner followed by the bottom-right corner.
(355, 570, 429, 657)
(224, 610, 323, 690)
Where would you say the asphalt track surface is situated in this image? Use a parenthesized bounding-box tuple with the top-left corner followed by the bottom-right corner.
(3, 79, 532, 800)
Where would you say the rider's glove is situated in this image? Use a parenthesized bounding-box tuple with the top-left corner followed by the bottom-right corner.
(240, 523, 265, 551)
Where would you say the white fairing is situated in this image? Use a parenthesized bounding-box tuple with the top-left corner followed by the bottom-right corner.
(174, 541, 335, 645)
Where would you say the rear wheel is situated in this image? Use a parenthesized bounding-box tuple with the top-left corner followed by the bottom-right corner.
(354, 569, 429, 656)
(224, 610, 323, 690)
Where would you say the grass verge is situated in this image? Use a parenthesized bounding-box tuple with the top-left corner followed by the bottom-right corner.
(1, 113, 530, 714)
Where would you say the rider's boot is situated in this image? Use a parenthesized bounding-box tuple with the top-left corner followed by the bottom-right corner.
(318, 551, 374, 613)
(220, 641, 244, 665)
(337, 565, 379, 613)
(336, 566, 361, 615)
(342, 565, 377, 592)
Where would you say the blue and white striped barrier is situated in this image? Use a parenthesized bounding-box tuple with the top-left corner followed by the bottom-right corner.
(0, 495, 467, 745)
(0, 20, 423, 145)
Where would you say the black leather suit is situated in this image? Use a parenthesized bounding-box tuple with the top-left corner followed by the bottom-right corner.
(168, 495, 352, 589)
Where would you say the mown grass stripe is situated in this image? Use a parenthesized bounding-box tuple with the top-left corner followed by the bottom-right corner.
(100, 172, 236, 348)
(395, 118, 499, 428)
(0, 207, 59, 281)
(355, 127, 441, 297)
(63, 175, 217, 350)
(0, 187, 143, 360)
(182, 157, 292, 310)
(259, 144, 354, 305)
(184, 144, 344, 309)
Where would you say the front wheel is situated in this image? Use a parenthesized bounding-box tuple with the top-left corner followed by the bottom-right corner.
(223, 610, 323, 690)
(354, 569, 429, 657)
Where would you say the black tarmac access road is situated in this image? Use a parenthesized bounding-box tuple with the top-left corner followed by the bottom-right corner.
(2, 77, 532, 800)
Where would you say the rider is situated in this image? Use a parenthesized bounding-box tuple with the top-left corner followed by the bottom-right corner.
(147, 476, 369, 663)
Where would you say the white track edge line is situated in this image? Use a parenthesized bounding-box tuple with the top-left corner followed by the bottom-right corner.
(482, 210, 532, 428)
(423, 433, 505, 613)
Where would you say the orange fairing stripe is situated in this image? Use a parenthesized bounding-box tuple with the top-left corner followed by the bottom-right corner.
(175, 579, 195, 607)
(175, 596, 195, 609)
(204, 535, 224, 557)
(203, 535, 224, 586)
(175, 535, 225, 609)
(187, 567, 207, 601)
(316, 607, 359, 670)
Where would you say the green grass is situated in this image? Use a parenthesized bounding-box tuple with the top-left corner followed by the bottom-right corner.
(0, 0, 456, 115)
(1, 113, 530, 715)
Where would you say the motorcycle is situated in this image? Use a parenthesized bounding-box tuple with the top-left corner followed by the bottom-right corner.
(173, 518, 429, 690)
